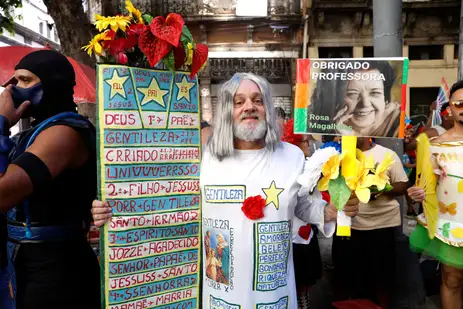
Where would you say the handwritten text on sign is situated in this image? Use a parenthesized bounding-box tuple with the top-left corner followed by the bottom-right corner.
(98, 65, 201, 309)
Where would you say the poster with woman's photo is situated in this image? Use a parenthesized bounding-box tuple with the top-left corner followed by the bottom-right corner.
(294, 58, 409, 138)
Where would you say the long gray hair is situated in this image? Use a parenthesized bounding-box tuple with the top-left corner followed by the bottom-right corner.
(207, 73, 281, 161)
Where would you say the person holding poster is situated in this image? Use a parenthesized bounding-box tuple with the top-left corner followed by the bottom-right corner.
(92, 72, 360, 309)
(0, 50, 100, 309)
(306, 59, 403, 138)
(408, 80, 463, 309)
(331, 137, 408, 308)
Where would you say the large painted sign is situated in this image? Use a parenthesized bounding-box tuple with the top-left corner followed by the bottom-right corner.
(294, 58, 409, 138)
(97, 65, 201, 309)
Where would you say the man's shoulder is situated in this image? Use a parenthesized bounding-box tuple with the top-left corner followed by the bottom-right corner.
(275, 142, 305, 162)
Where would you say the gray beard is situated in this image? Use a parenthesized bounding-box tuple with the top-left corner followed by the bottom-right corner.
(233, 120, 267, 142)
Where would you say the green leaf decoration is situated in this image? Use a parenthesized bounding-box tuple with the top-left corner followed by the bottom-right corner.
(182, 25, 194, 41)
(163, 50, 176, 72)
(328, 176, 351, 211)
(443, 222, 451, 232)
(384, 183, 393, 192)
(142, 14, 153, 24)
(443, 230, 450, 238)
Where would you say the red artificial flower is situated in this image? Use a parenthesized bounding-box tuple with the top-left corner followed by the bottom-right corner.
(116, 53, 128, 65)
(298, 224, 312, 240)
(139, 26, 172, 67)
(107, 39, 125, 56)
(282, 119, 303, 145)
(124, 24, 145, 50)
(150, 13, 184, 47)
(241, 195, 266, 220)
(190, 43, 208, 78)
(321, 191, 331, 203)
(127, 23, 145, 36)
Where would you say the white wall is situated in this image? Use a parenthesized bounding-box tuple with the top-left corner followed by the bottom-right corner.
(2, 0, 59, 46)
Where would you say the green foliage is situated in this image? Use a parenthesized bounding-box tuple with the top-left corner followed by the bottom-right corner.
(142, 14, 153, 24)
(0, 0, 22, 35)
(442, 222, 450, 238)
(163, 50, 175, 72)
(328, 176, 351, 211)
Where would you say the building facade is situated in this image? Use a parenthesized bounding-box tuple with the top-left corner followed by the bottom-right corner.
(87, 0, 461, 124)
(0, 0, 60, 49)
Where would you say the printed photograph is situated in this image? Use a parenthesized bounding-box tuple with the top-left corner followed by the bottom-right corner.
(301, 58, 407, 138)
(204, 229, 230, 285)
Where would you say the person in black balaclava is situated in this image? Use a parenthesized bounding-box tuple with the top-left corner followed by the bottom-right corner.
(0, 50, 100, 309)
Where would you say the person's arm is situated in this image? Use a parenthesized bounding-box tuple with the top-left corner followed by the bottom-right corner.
(403, 162, 416, 169)
(384, 181, 408, 198)
(404, 128, 438, 151)
(0, 85, 88, 212)
(423, 101, 436, 130)
(294, 194, 359, 238)
(382, 152, 409, 198)
(0, 125, 88, 212)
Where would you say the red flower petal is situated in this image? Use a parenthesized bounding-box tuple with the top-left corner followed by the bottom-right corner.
(127, 23, 145, 36)
(150, 14, 184, 47)
(116, 53, 128, 65)
(139, 26, 172, 67)
(124, 35, 138, 50)
(241, 195, 266, 220)
(321, 191, 331, 203)
(190, 43, 208, 78)
(298, 224, 312, 240)
(282, 119, 303, 145)
(107, 39, 125, 56)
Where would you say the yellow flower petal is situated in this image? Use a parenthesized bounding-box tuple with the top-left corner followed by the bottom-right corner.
(361, 174, 376, 188)
(458, 180, 463, 193)
(356, 187, 371, 203)
(345, 176, 357, 191)
(318, 176, 330, 192)
(94, 42, 103, 56)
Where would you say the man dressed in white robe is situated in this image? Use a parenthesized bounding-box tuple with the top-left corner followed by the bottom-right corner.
(91, 73, 359, 309)
(200, 73, 359, 309)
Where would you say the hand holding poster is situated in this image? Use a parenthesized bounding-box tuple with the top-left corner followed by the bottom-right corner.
(294, 58, 409, 138)
(97, 66, 201, 309)
(294, 58, 409, 236)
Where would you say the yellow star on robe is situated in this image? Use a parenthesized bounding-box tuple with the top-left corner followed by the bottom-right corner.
(105, 69, 129, 99)
(138, 77, 169, 107)
(176, 76, 195, 102)
(262, 181, 284, 210)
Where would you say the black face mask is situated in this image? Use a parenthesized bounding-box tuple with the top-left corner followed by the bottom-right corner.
(11, 83, 44, 108)
(14, 50, 77, 125)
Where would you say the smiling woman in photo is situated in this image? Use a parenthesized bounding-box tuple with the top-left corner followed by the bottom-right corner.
(308, 60, 401, 137)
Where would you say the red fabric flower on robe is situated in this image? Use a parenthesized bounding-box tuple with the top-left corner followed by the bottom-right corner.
(241, 195, 266, 220)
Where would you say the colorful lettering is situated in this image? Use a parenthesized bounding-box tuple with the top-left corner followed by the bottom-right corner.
(253, 221, 290, 291)
(98, 66, 200, 308)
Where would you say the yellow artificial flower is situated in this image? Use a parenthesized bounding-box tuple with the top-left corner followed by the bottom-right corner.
(82, 31, 111, 56)
(94, 14, 132, 32)
(126, 0, 144, 24)
(318, 153, 344, 191)
(374, 151, 395, 191)
(185, 43, 194, 65)
(346, 159, 376, 203)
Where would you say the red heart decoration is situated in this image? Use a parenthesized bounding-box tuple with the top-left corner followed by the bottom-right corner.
(190, 43, 208, 78)
(150, 13, 184, 47)
(139, 26, 172, 67)
(298, 224, 312, 240)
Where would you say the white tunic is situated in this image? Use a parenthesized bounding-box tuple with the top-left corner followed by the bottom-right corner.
(201, 142, 334, 309)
